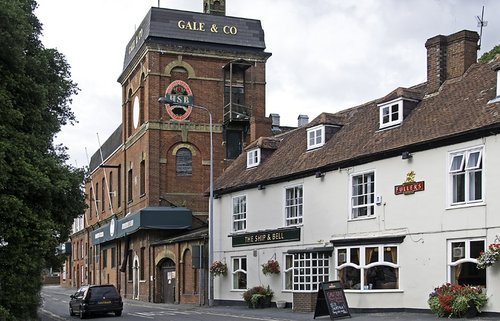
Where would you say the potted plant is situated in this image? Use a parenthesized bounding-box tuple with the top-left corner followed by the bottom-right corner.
(428, 283, 487, 318)
(261, 259, 280, 275)
(243, 285, 274, 308)
(477, 243, 500, 269)
(210, 260, 227, 277)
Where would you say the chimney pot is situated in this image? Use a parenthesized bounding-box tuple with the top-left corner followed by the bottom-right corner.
(298, 115, 309, 127)
(270, 113, 280, 127)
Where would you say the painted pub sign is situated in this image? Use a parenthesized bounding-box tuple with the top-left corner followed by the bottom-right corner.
(163, 80, 194, 121)
(394, 171, 425, 195)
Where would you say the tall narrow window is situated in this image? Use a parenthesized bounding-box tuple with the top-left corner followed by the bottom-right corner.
(232, 257, 247, 290)
(284, 254, 293, 290)
(285, 185, 303, 226)
(140, 160, 146, 195)
(350, 172, 375, 219)
(111, 247, 116, 268)
(89, 187, 93, 219)
(449, 147, 483, 205)
(226, 130, 242, 159)
(232, 195, 246, 232)
(117, 165, 122, 207)
(127, 169, 133, 203)
(128, 250, 133, 281)
(109, 172, 113, 209)
(102, 248, 107, 269)
(140, 247, 145, 281)
(101, 178, 105, 212)
(95, 182, 99, 212)
(176, 148, 192, 176)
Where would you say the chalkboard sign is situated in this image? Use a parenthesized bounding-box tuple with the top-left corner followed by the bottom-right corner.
(314, 281, 350, 319)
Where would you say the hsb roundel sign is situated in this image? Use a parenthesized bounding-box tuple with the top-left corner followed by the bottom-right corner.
(163, 80, 193, 121)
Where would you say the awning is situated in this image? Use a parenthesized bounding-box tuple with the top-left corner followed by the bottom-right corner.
(91, 207, 192, 245)
(91, 222, 115, 245)
(116, 207, 192, 238)
(287, 246, 333, 255)
(330, 235, 406, 247)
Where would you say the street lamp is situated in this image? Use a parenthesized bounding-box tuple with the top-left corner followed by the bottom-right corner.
(158, 96, 214, 306)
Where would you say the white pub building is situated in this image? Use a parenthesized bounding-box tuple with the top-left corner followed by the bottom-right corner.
(211, 30, 500, 314)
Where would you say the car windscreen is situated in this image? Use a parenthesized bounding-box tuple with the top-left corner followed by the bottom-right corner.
(88, 286, 119, 300)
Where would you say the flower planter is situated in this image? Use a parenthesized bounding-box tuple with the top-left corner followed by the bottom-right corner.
(464, 300, 478, 319)
(276, 300, 286, 309)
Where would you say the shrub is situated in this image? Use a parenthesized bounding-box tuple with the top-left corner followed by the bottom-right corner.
(243, 285, 273, 302)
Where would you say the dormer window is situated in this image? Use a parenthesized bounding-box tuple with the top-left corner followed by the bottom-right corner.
(379, 98, 403, 129)
(246, 148, 261, 168)
(489, 68, 500, 104)
(307, 125, 325, 150)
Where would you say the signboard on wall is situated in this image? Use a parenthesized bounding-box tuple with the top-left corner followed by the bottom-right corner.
(394, 171, 425, 195)
(231, 228, 300, 247)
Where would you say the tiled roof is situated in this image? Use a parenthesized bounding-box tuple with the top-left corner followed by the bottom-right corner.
(88, 125, 122, 173)
(214, 57, 500, 195)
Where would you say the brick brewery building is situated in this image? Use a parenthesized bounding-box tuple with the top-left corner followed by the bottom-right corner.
(61, 0, 273, 304)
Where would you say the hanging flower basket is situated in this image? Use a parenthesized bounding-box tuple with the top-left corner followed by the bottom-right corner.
(261, 259, 280, 275)
(210, 260, 227, 277)
(477, 243, 500, 269)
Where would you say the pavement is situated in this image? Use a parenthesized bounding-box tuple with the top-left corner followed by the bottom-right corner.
(42, 285, 499, 321)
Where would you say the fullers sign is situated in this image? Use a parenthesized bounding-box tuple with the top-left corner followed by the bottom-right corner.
(394, 170, 425, 195)
(163, 80, 194, 121)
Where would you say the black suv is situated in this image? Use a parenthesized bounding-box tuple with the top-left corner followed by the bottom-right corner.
(69, 284, 123, 318)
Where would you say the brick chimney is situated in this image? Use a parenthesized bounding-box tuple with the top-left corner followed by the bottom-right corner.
(203, 0, 225, 16)
(425, 30, 479, 93)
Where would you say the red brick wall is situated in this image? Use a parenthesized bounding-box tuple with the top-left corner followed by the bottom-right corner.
(293, 292, 318, 312)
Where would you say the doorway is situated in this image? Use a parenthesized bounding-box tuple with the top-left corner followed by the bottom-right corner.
(160, 258, 176, 303)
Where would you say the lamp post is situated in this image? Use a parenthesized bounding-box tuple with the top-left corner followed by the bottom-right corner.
(158, 96, 214, 306)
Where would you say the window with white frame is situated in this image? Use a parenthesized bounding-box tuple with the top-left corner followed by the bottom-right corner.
(283, 254, 293, 291)
(379, 99, 402, 129)
(350, 172, 375, 219)
(232, 195, 246, 232)
(246, 148, 260, 168)
(232, 256, 247, 290)
(336, 245, 399, 291)
(448, 239, 485, 287)
(285, 185, 303, 226)
(307, 125, 325, 150)
(293, 252, 329, 292)
(449, 147, 483, 205)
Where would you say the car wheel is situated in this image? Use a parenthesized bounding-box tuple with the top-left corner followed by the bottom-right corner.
(69, 305, 75, 316)
(79, 306, 86, 319)
(115, 310, 122, 316)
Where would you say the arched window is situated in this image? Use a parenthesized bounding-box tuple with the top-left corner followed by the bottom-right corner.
(176, 148, 192, 176)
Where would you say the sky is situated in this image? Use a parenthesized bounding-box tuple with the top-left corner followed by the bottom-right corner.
(35, 0, 500, 168)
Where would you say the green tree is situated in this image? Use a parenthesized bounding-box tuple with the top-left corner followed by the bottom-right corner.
(479, 44, 500, 63)
(0, 0, 86, 320)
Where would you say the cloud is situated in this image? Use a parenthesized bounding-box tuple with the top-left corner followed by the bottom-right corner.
(36, 0, 500, 167)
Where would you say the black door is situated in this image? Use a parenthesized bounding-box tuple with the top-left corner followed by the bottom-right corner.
(160, 259, 176, 304)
